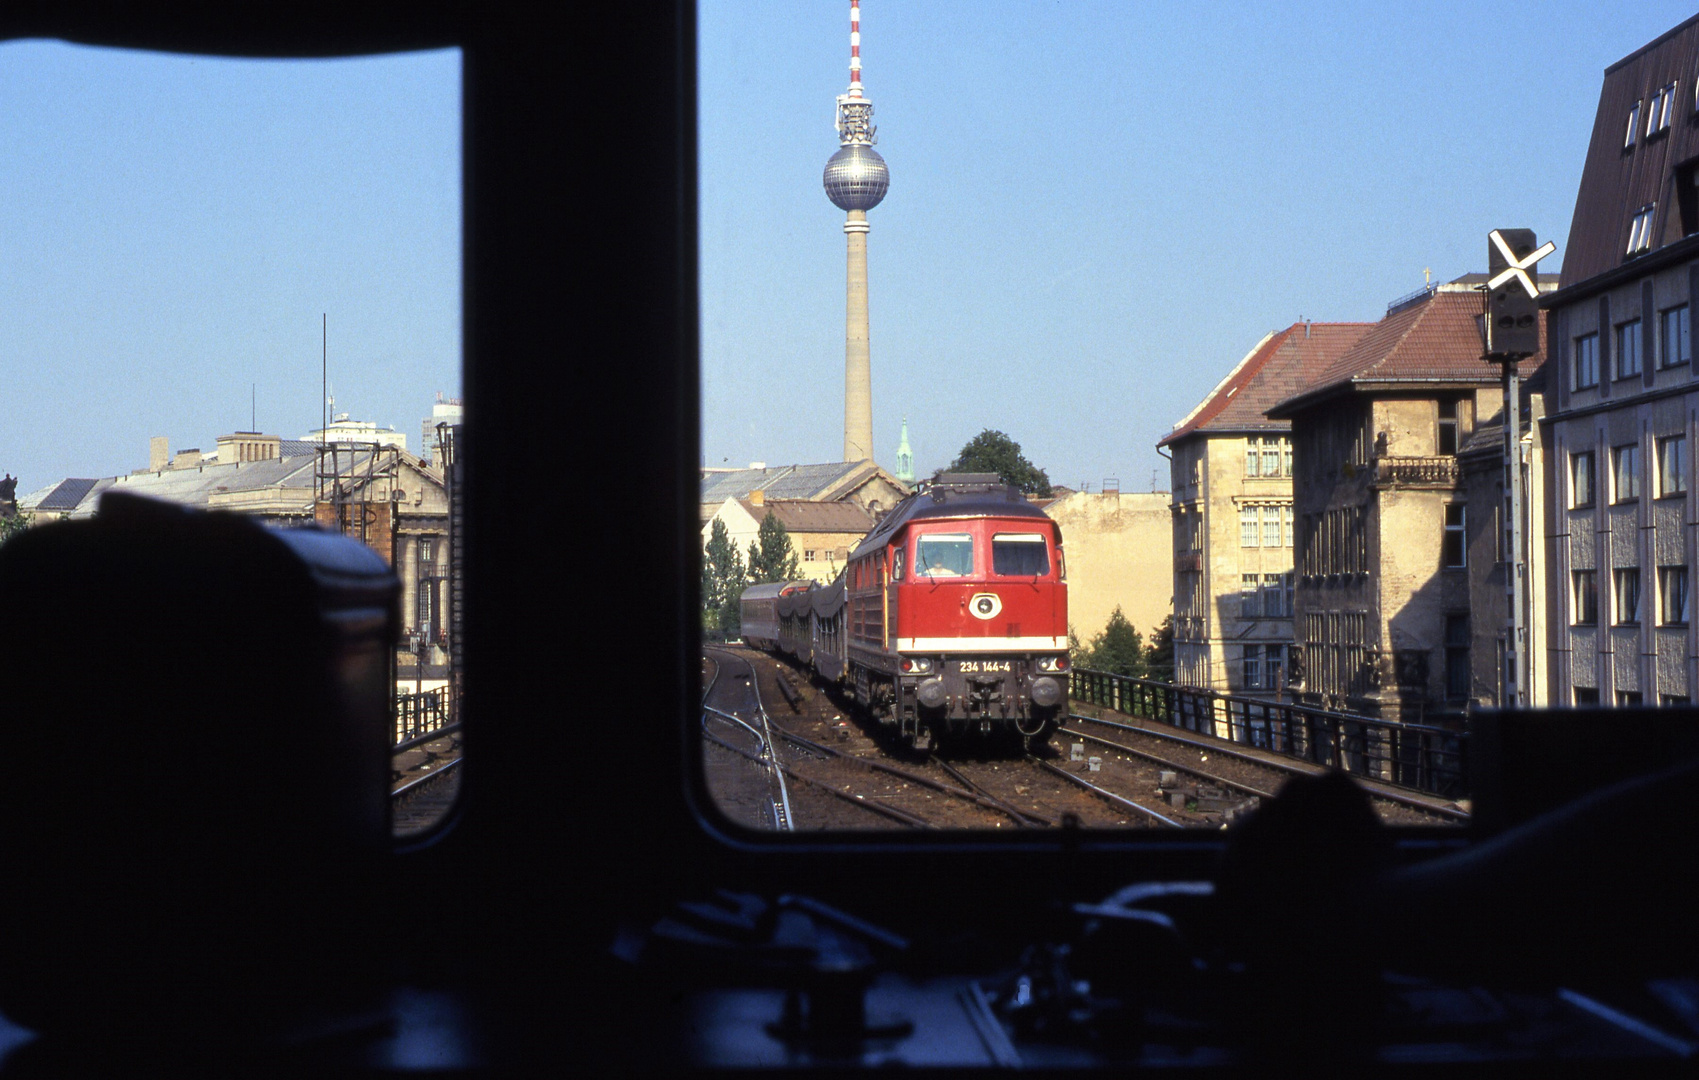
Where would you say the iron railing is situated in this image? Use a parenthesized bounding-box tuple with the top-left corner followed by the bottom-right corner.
(1069, 669, 1467, 798)
(395, 685, 453, 747)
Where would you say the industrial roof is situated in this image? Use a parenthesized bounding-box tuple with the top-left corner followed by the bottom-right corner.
(701, 461, 887, 504)
(1159, 321, 1373, 447)
(736, 498, 874, 534)
(1267, 287, 1546, 418)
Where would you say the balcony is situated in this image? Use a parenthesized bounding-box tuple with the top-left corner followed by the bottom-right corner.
(1370, 455, 1459, 490)
(1174, 550, 1203, 572)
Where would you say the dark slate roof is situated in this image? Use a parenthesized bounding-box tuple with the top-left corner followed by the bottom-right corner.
(1268, 288, 1546, 417)
(279, 440, 317, 458)
(1159, 321, 1373, 447)
(701, 462, 869, 504)
(1560, 14, 1699, 288)
(36, 478, 98, 511)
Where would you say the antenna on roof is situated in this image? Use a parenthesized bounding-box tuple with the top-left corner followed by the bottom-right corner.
(321, 314, 328, 436)
(251, 383, 256, 431)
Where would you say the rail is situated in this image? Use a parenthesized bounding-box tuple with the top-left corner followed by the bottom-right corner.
(1068, 669, 1466, 799)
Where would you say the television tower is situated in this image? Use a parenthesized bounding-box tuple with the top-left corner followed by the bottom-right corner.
(823, 0, 889, 465)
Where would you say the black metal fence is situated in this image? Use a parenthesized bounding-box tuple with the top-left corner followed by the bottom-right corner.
(1069, 669, 1466, 798)
(395, 686, 454, 747)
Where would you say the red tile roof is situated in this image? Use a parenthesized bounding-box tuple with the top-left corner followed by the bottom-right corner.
(1268, 289, 1545, 417)
(737, 498, 874, 534)
(1158, 321, 1374, 447)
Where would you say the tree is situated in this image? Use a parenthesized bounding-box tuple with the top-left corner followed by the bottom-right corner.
(0, 512, 29, 551)
(946, 429, 1052, 496)
(1144, 615, 1175, 683)
(1083, 606, 1146, 677)
(746, 510, 800, 585)
(701, 518, 745, 634)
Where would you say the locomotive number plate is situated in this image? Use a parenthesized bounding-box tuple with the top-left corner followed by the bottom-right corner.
(958, 661, 1012, 673)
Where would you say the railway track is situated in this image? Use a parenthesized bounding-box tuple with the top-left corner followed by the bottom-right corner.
(1063, 711, 1469, 824)
(702, 647, 795, 831)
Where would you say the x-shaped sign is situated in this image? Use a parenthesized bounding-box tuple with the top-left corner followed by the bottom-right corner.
(1488, 230, 1556, 299)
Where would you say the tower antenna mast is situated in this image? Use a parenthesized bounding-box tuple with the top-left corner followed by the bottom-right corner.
(823, 0, 889, 465)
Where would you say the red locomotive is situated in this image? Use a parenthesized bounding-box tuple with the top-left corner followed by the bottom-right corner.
(742, 473, 1068, 750)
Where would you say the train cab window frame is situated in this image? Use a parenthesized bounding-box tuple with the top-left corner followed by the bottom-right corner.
(991, 532, 1050, 577)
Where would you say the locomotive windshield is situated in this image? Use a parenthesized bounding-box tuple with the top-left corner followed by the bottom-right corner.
(992, 533, 1050, 577)
(915, 533, 974, 577)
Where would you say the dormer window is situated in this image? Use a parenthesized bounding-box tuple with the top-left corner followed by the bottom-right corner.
(1627, 99, 1642, 147)
(1628, 204, 1656, 254)
(1649, 83, 1677, 137)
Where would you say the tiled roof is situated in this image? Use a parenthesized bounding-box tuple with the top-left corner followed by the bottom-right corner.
(738, 498, 874, 534)
(1268, 289, 1546, 417)
(1158, 321, 1374, 447)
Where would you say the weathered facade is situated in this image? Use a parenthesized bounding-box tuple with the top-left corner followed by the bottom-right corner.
(1041, 489, 1172, 648)
(1159, 321, 1372, 694)
(699, 460, 908, 528)
(701, 494, 875, 585)
(1541, 15, 1699, 708)
(1269, 281, 1547, 721)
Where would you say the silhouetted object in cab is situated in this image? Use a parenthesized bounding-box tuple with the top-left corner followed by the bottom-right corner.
(0, 491, 397, 1045)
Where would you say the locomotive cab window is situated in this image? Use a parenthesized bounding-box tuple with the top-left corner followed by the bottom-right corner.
(916, 533, 975, 577)
(992, 533, 1050, 576)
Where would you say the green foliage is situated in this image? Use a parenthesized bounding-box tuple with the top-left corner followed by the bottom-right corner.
(947, 429, 1052, 496)
(1145, 615, 1175, 683)
(701, 518, 745, 634)
(1082, 606, 1147, 677)
(746, 511, 800, 585)
(0, 512, 30, 551)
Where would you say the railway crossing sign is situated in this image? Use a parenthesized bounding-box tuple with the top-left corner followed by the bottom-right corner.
(1485, 228, 1555, 358)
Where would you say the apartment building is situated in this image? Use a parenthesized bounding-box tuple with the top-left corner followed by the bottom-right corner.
(1268, 280, 1546, 722)
(1541, 15, 1699, 707)
(1159, 321, 1372, 694)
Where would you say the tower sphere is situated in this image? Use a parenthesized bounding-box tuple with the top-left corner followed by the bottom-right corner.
(823, 144, 889, 212)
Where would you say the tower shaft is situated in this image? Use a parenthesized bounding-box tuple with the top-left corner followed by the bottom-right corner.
(844, 209, 873, 463)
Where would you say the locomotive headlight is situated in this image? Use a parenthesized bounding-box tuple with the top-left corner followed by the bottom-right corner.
(902, 656, 933, 674)
(1037, 655, 1068, 673)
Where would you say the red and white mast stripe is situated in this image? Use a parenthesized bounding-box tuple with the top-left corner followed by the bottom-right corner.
(848, 0, 862, 97)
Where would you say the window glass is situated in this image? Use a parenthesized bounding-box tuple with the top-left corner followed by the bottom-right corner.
(1627, 99, 1641, 146)
(1660, 566, 1690, 625)
(915, 533, 974, 577)
(991, 533, 1049, 576)
(1615, 444, 1641, 501)
(1572, 450, 1595, 506)
(1245, 440, 1260, 477)
(1575, 333, 1600, 388)
(1442, 504, 1465, 568)
(1662, 305, 1690, 366)
(1616, 567, 1642, 625)
(1574, 570, 1597, 625)
(1616, 320, 1642, 377)
(1240, 506, 1259, 547)
(1262, 506, 1281, 547)
(1660, 435, 1687, 496)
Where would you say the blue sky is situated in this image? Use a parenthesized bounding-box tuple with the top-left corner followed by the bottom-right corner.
(1, 43, 460, 495)
(701, 2, 1699, 492)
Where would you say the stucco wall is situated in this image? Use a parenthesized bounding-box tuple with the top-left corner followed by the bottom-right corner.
(1045, 491, 1173, 646)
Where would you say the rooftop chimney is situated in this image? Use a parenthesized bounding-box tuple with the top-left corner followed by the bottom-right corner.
(150, 436, 169, 472)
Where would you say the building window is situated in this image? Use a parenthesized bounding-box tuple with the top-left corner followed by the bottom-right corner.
(1573, 569, 1598, 625)
(1662, 304, 1691, 367)
(1240, 506, 1259, 547)
(1615, 319, 1642, 378)
(1442, 504, 1465, 568)
(1574, 686, 1600, 706)
(1262, 573, 1284, 617)
(1649, 82, 1677, 136)
(1661, 694, 1692, 706)
(1437, 399, 1459, 455)
(1572, 450, 1596, 507)
(1262, 506, 1281, 547)
(1444, 614, 1469, 701)
(1661, 566, 1690, 626)
(1660, 435, 1687, 497)
(1245, 441, 1259, 476)
(1261, 439, 1280, 478)
(1615, 567, 1642, 625)
(1617, 690, 1645, 707)
(1574, 333, 1599, 388)
(1281, 439, 1293, 476)
(1242, 645, 1263, 690)
(1241, 574, 1259, 617)
(1628, 204, 1656, 255)
(1614, 444, 1641, 502)
(1245, 436, 1292, 478)
(1626, 99, 1642, 147)
(1281, 506, 1294, 547)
